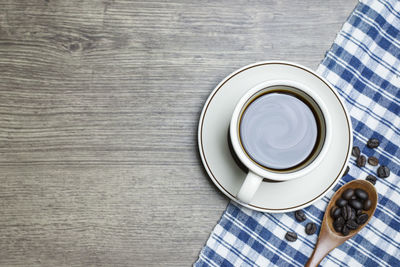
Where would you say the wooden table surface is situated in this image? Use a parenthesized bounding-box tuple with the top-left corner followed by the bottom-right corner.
(0, 1, 356, 266)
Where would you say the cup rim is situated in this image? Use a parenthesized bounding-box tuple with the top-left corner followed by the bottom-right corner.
(230, 79, 332, 181)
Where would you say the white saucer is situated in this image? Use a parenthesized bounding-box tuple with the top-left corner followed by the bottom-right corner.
(198, 61, 352, 213)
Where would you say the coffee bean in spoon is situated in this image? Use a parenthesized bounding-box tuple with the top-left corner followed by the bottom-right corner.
(341, 206, 348, 220)
(356, 155, 366, 167)
(346, 220, 359, 230)
(305, 222, 317, 235)
(367, 138, 380, 148)
(366, 175, 377, 185)
(356, 209, 362, 216)
(341, 205, 352, 220)
(356, 213, 369, 225)
(330, 206, 341, 219)
(333, 217, 345, 232)
(346, 205, 353, 220)
(368, 156, 379, 166)
(341, 225, 350, 236)
(342, 188, 354, 200)
(285, 231, 297, 242)
(363, 199, 372, 211)
(355, 188, 368, 200)
(349, 199, 363, 210)
(352, 146, 360, 157)
(294, 210, 306, 222)
(336, 198, 347, 208)
(349, 208, 356, 220)
(377, 165, 390, 178)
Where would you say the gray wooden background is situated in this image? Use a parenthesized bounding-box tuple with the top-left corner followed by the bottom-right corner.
(0, 0, 356, 266)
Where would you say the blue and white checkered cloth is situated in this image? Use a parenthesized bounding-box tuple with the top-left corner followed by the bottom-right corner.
(195, 0, 400, 266)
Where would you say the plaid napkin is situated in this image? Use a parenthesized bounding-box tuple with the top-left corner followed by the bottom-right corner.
(195, 0, 400, 266)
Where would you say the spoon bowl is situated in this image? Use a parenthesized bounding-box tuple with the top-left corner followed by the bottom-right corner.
(305, 180, 378, 267)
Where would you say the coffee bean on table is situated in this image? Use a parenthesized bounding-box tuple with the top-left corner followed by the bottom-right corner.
(368, 156, 379, 166)
(346, 220, 359, 230)
(363, 199, 372, 211)
(341, 225, 350, 236)
(377, 165, 390, 178)
(285, 231, 297, 242)
(330, 206, 341, 219)
(294, 210, 306, 222)
(349, 199, 363, 210)
(355, 188, 368, 200)
(366, 175, 377, 185)
(352, 146, 360, 157)
(336, 198, 347, 208)
(342, 188, 354, 200)
(356, 155, 366, 167)
(356, 213, 369, 225)
(367, 138, 380, 148)
(305, 222, 317, 235)
(342, 166, 350, 177)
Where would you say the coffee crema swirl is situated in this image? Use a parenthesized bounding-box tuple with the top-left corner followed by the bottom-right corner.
(239, 92, 318, 170)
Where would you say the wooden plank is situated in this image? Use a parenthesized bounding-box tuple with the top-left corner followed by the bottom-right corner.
(0, 0, 357, 265)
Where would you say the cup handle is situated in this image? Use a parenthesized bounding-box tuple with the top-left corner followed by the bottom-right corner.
(236, 171, 263, 204)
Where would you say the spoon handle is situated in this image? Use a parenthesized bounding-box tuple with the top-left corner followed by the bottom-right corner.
(305, 225, 340, 267)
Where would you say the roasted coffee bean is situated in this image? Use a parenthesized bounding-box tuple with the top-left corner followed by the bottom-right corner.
(294, 210, 306, 222)
(305, 222, 317, 235)
(349, 208, 356, 220)
(333, 223, 342, 232)
(330, 206, 342, 219)
(356, 155, 366, 167)
(346, 220, 359, 230)
(341, 205, 352, 220)
(336, 216, 345, 225)
(355, 189, 368, 200)
(351, 195, 357, 200)
(366, 175, 377, 185)
(336, 198, 347, 208)
(352, 146, 360, 157)
(341, 225, 350, 236)
(341, 206, 348, 220)
(356, 209, 362, 216)
(342, 166, 350, 177)
(367, 138, 380, 148)
(342, 188, 354, 200)
(356, 213, 369, 225)
(349, 199, 363, 210)
(346, 205, 352, 220)
(377, 165, 390, 178)
(363, 199, 372, 211)
(333, 222, 343, 232)
(368, 156, 379, 166)
(333, 217, 345, 232)
(285, 231, 297, 242)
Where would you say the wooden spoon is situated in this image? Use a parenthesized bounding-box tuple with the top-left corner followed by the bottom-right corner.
(305, 180, 378, 267)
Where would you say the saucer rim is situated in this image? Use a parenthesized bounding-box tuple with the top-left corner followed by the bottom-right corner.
(198, 60, 352, 213)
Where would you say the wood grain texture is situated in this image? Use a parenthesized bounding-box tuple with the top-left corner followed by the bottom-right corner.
(0, 0, 356, 266)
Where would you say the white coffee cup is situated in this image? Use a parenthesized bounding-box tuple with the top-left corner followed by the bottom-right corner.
(230, 80, 332, 204)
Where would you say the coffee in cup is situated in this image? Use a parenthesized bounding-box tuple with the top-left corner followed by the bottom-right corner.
(230, 80, 331, 203)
